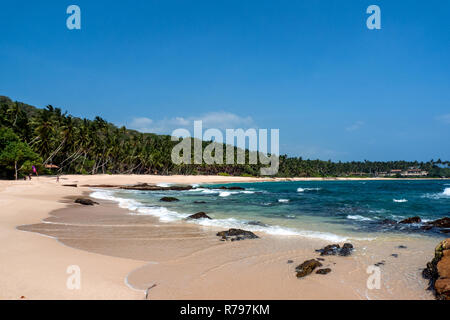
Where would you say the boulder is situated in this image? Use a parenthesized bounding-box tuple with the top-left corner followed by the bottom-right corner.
(295, 259, 323, 278)
(316, 268, 332, 275)
(423, 238, 450, 300)
(422, 217, 450, 233)
(340, 243, 354, 256)
(74, 198, 98, 206)
(216, 228, 259, 241)
(315, 243, 354, 256)
(186, 212, 212, 220)
(316, 244, 340, 256)
(399, 216, 421, 224)
(160, 197, 179, 202)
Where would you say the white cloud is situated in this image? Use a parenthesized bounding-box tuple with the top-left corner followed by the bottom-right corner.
(345, 121, 365, 132)
(436, 114, 450, 124)
(127, 111, 255, 135)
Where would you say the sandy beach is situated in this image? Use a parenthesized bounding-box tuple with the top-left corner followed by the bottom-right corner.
(0, 175, 441, 300)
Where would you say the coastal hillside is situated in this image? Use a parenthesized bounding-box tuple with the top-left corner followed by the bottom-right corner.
(0, 95, 449, 179)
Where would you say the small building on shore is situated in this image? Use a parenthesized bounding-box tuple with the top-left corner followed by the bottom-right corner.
(378, 168, 428, 177)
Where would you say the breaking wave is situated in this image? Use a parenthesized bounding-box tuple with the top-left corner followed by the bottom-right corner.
(297, 187, 321, 192)
(89, 188, 360, 241)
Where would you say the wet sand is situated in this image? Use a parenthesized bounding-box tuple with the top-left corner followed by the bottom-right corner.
(20, 194, 437, 299)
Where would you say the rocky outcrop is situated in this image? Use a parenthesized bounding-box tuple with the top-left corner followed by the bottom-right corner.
(186, 212, 212, 220)
(423, 238, 450, 300)
(315, 243, 354, 256)
(121, 183, 193, 191)
(295, 259, 323, 278)
(216, 228, 259, 241)
(74, 198, 98, 205)
(422, 217, 450, 233)
(160, 197, 179, 202)
(399, 216, 421, 224)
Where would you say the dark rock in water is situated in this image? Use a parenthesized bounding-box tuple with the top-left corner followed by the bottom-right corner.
(380, 219, 397, 225)
(422, 217, 450, 233)
(74, 198, 98, 205)
(193, 201, 206, 204)
(316, 268, 332, 275)
(247, 221, 269, 227)
(398, 245, 407, 249)
(63, 184, 77, 187)
(316, 243, 354, 256)
(316, 244, 340, 256)
(339, 243, 354, 256)
(391, 254, 398, 258)
(423, 238, 450, 300)
(186, 212, 212, 220)
(218, 186, 245, 190)
(160, 197, 179, 202)
(216, 228, 259, 241)
(399, 216, 421, 224)
(295, 259, 323, 278)
(287, 260, 294, 264)
(122, 183, 193, 191)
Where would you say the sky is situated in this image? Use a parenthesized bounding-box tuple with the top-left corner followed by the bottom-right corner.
(0, 0, 449, 161)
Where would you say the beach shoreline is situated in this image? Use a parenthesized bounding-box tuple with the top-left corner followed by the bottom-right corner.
(0, 174, 443, 299)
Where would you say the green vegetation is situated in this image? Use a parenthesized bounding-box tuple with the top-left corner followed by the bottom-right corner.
(0, 128, 42, 179)
(0, 95, 449, 179)
(218, 172, 231, 176)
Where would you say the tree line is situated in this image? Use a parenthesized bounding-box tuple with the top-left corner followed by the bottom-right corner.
(0, 96, 449, 179)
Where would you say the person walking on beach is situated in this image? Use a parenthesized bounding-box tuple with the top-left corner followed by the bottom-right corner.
(28, 173, 32, 180)
(56, 175, 60, 183)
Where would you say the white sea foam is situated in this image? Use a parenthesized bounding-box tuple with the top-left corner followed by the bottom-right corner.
(90, 189, 142, 211)
(156, 183, 172, 187)
(422, 187, 450, 199)
(444, 188, 450, 196)
(297, 187, 321, 192)
(393, 199, 408, 203)
(193, 217, 352, 241)
(347, 215, 373, 221)
(136, 206, 188, 222)
(278, 199, 290, 203)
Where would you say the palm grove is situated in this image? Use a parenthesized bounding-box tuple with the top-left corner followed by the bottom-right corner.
(0, 96, 449, 180)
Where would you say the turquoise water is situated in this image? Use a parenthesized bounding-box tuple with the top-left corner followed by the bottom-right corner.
(92, 180, 450, 241)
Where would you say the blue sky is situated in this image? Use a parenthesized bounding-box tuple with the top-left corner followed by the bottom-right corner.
(0, 1, 449, 161)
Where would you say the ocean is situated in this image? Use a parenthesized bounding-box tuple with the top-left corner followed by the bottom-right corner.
(91, 180, 450, 242)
